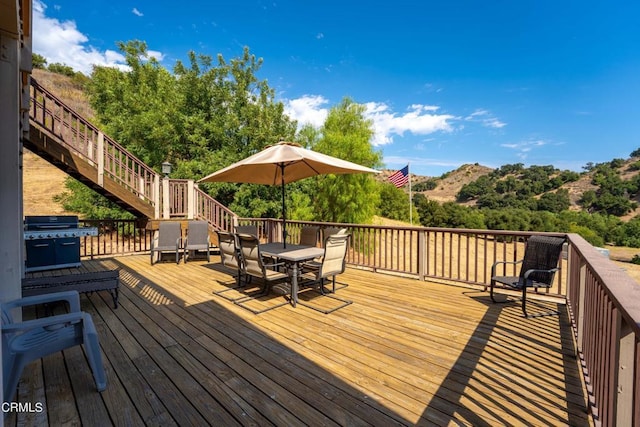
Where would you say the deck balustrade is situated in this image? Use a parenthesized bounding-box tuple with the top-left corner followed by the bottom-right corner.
(73, 218, 640, 425)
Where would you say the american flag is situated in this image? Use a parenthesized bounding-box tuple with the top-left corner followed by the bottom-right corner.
(388, 165, 409, 188)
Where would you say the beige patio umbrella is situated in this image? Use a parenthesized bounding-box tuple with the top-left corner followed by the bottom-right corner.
(198, 141, 379, 246)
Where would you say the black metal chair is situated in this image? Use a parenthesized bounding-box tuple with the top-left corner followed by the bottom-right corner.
(490, 235, 566, 317)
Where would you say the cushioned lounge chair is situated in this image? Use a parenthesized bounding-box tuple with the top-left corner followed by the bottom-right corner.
(2, 291, 106, 402)
(490, 235, 566, 317)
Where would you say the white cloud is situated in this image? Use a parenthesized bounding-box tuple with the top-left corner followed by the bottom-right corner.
(32, 1, 127, 74)
(284, 96, 455, 147)
(363, 102, 455, 146)
(283, 95, 330, 128)
(147, 50, 166, 61)
(465, 108, 506, 129)
(501, 139, 547, 159)
(132, 8, 143, 17)
(32, 1, 164, 75)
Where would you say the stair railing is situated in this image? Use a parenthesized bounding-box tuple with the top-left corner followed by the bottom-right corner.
(29, 78, 237, 230)
(29, 78, 159, 208)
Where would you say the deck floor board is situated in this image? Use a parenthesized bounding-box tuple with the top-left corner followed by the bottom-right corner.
(7, 255, 591, 426)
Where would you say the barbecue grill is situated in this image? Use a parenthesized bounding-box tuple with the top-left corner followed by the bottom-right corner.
(24, 216, 98, 272)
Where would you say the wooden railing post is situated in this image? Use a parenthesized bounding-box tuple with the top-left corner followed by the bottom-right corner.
(418, 229, 426, 281)
(162, 178, 170, 219)
(153, 174, 160, 219)
(97, 132, 104, 187)
(187, 180, 195, 219)
(138, 176, 145, 200)
(577, 259, 587, 350)
(616, 320, 635, 426)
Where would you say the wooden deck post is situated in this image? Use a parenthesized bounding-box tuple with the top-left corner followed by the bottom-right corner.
(418, 229, 426, 281)
(162, 178, 170, 219)
(153, 174, 160, 219)
(187, 180, 195, 219)
(97, 132, 104, 187)
(616, 319, 635, 426)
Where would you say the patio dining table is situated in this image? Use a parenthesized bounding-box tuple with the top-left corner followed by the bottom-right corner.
(259, 242, 324, 307)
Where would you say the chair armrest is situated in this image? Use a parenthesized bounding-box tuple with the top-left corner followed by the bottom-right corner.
(491, 259, 523, 276)
(81, 312, 99, 338)
(523, 267, 559, 279)
(264, 261, 286, 268)
(3, 290, 81, 313)
(1, 311, 85, 334)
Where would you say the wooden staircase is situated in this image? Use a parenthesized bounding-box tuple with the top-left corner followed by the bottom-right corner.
(25, 78, 236, 231)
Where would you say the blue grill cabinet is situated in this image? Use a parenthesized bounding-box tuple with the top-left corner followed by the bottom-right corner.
(24, 216, 81, 272)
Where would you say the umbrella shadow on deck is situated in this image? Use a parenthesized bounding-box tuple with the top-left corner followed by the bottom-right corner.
(418, 292, 590, 426)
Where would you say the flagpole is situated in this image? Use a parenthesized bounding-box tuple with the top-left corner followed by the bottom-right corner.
(408, 162, 412, 225)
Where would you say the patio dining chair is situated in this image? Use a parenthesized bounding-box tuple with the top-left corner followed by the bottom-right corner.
(235, 225, 258, 238)
(2, 291, 106, 402)
(213, 231, 249, 300)
(184, 220, 211, 263)
(321, 227, 348, 246)
(490, 235, 566, 317)
(150, 221, 182, 265)
(298, 234, 352, 314)
(235, 233, 290, 314)
(299, 226, 319, 247)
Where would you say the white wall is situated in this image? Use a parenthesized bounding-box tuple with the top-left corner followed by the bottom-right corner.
(0, 0, 31, 411)
(0, 34, 24, 304)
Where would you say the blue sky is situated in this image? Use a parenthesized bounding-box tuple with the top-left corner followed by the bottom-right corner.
(32, 0, 640, 177)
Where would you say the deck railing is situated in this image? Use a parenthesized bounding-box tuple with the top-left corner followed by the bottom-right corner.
(75, 218, 639, 425)
(192, 186, 238, 232)
(566, 234, 640, 426)
(79, 219, 154, 258)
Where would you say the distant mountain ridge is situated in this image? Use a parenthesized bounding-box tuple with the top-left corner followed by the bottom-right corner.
(380, 157, 640, 220)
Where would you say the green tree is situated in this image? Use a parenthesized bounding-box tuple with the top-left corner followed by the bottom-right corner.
(47, 62, 77, 77)
(537, 189, 570, 213)
(86, 41, 297, 219)
(89, 40, 179, 169)
(54, 179, 134, 219)
(32, 53, 47, 69)
(412, 178, 437, 191)
(414, 194, 447, 227)
(311, 98, 382, 224)
(377, 183, 418, 222)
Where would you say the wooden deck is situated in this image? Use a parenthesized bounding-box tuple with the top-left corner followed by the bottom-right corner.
(5, 255, 591, 426)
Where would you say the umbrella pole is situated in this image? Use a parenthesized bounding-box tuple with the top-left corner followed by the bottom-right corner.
(281, 164, 287, 248)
